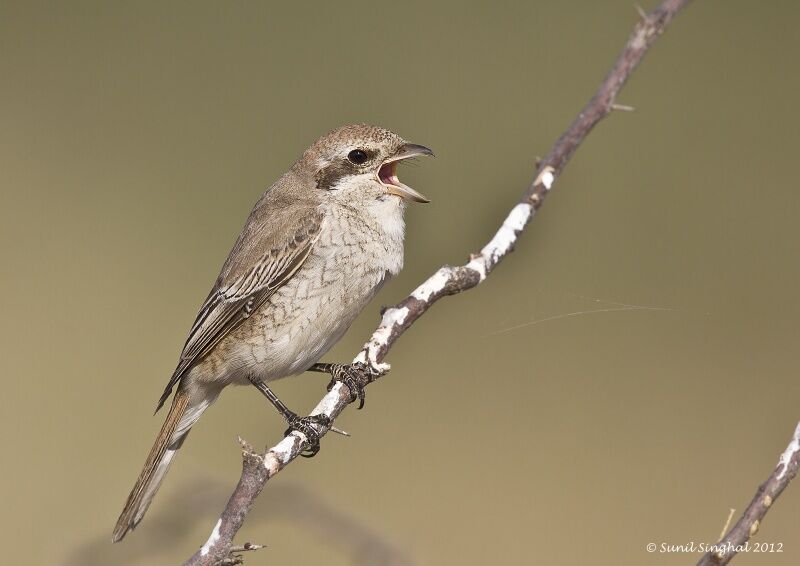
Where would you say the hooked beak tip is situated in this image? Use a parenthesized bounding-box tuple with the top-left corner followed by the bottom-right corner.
(398, 143, 434, 159)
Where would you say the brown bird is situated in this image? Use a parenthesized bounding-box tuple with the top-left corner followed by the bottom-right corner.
(112, 124, 433, 542)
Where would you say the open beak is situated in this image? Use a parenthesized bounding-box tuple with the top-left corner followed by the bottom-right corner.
(377, 143, 434, 203)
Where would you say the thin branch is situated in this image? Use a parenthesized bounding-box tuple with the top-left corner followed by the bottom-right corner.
(697, 422, 800, 565)
(185, 1, 693, 563)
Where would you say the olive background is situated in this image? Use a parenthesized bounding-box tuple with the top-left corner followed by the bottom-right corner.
(2, 1, 800, 564)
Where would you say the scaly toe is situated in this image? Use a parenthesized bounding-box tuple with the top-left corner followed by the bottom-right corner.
(284, 414, 330, 457)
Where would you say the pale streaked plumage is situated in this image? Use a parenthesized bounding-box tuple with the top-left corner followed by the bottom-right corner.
(113, 124, 432, 542)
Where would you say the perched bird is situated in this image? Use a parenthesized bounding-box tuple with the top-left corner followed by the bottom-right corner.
(112, 124, 433, 542)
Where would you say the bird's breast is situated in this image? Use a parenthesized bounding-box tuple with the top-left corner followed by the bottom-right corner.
(231, 200, 406, 381)
(320, 198, 406, 275)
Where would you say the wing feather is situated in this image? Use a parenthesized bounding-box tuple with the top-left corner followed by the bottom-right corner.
(156, 201, 323, 411)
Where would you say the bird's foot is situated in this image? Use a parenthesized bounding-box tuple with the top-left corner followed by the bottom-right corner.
(322, 362, 379, 409)
(284, 413, 330, 457)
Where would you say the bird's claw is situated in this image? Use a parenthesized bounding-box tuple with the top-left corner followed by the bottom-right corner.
(325, 363, 377, 409)
(284, 413, 330, 457)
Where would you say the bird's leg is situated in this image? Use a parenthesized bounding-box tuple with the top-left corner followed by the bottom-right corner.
(308, 362, 377, 409)
(247, 375, 329, 457)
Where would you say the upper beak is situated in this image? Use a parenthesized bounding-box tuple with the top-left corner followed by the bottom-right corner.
(378, 143, 434, 203)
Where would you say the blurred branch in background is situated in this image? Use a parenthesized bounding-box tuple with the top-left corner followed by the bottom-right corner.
(184, 0, 710, 564)
(697, 422, 800, 566)
(72, 481, 411, 566)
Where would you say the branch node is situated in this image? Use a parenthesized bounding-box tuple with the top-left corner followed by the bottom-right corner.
(749, 519, 760, 537)
(237, 436, 253, 452)
(237, 436, 263, 461)
(231, 543, 266, 552)
(534, 166, 556, 191)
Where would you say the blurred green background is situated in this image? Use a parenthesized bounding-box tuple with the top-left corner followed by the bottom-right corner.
(2, 1, 799, 564)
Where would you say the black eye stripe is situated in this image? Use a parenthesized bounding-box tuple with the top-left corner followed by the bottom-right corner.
(315, 148, 378, 190)
(315, 160, 358, 190)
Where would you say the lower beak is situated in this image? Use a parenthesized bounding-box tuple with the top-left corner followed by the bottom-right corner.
(378, 143, 434, 203)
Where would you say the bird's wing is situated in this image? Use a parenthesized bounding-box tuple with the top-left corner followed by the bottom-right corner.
(156, 197, 324, 411)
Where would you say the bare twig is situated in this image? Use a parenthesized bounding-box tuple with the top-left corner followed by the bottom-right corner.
(717, 508, 736, 542)
(697, 422, 800, 565)
(185, 1, 693, 563)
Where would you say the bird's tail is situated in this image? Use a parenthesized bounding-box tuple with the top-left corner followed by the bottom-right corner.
(112, 388, 213, 542)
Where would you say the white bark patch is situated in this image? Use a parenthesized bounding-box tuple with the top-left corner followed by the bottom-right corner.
(540, 168, 556, 190)
(355, 307, 409, 367)
(279, 434, 303, 463)
(263, 455, 280, 476)
(411, 268, 452, 302)
(313, 382, 345, 415)
(465, 203, 533, 281)
(483, 203, 532, 262)
(266, 435, 301, 472)
(777, 422, 800, 479)
(352, 350, 368, 364)
(200, 519, 222, 556)
(466, 256, 487, 280)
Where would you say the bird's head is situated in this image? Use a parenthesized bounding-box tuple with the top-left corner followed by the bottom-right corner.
(298, 124, 433, 204)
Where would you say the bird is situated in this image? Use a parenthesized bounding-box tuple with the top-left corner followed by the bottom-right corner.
(112, 124, 433, 543)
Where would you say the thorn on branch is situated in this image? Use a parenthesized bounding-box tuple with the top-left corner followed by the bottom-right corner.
(611, 103, 635, 112)
(231, 543, 265, 553)
(329, 424, 351, 436)
(223, 539, 266, 564)
(717, 508, 735, 542)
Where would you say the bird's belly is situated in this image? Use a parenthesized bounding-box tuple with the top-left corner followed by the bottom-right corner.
(193, 201, 405, 388)
(219, 260, 389, 384)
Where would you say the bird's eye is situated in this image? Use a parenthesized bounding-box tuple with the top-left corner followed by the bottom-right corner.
(347, 149, 369, 165)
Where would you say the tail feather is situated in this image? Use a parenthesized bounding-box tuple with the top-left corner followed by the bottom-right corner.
(112, 390, 202, 542)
